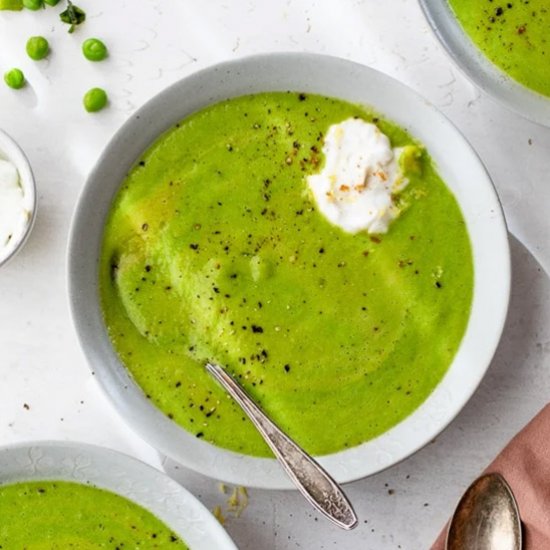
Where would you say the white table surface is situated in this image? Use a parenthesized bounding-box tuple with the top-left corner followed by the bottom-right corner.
(1, 1, 550, 549)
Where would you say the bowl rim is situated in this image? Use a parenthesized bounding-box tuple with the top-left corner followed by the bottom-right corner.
(418, 0, 550, 127)
(68, 52, 511, 489)
(0, 128, 37, 269)
(0, 440, 238, 550)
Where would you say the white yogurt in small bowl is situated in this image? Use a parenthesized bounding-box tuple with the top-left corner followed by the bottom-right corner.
(0, 129, 36, 268)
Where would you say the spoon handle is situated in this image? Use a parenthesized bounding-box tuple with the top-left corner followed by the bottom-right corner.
(205, 363, 358, 530)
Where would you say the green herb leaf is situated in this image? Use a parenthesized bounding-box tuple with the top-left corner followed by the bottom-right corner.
(59, 0, 85, 33)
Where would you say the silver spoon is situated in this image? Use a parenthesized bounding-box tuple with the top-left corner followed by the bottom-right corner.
(446, 473, 521, 550)
(205, 362, 358, 530)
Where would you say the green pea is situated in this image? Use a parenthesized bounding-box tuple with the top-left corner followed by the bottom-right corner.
(82, 38, 108, 62)
(22, 0, 43, 9)
(83, 87, 108, 112)
(43, 0, 60, 5)
(4, 68, 25, 89)
(0, 0, 24, 11)
(26, 36, 50, 61)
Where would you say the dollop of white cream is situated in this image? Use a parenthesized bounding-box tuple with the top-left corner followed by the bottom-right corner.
(0, 158, 29, 260)
(307, 118, 407, 234)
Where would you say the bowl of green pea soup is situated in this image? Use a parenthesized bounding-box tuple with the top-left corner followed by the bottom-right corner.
(420, 0, 550, 125)
(0, 442, 237, 549)
(68, 53, 510, 489)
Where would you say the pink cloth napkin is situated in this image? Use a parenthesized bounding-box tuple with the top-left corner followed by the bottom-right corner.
(432, 403, 550, 549)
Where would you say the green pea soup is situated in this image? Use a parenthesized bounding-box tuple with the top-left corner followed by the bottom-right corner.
(0, 480, 188, 548)
(448, 0, 550, 97)
(100, 92, 473, 457)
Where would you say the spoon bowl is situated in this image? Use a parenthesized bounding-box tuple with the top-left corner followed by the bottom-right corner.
(446, 473, 521, 550)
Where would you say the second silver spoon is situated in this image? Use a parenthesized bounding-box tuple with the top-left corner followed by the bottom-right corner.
(446, 473, 521, 550)
(206, 362, 358, 531)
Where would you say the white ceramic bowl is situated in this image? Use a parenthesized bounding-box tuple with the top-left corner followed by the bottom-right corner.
(419, 0, 550, 126)
(0, 442, 237, 550)
(0, 128, 36, 268)
(68, 53, 510, 489)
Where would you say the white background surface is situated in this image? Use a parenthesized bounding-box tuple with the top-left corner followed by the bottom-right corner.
(1, 1, 549, 549)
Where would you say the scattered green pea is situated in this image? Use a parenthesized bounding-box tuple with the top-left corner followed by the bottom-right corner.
(83, 87, 108, 112)
(43, 0, 60, 5)
(26, 36, 50, 61)
(22, 0, 42, 10)
(0, 0, 23, 11)
(4, 68, 25, 89)
(82, 38, 108, 62)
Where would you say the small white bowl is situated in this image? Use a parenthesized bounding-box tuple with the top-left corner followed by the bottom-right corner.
(0, 441, 237, 550)
(0, 128, 36, 268)
(419, 0, 550, 126)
